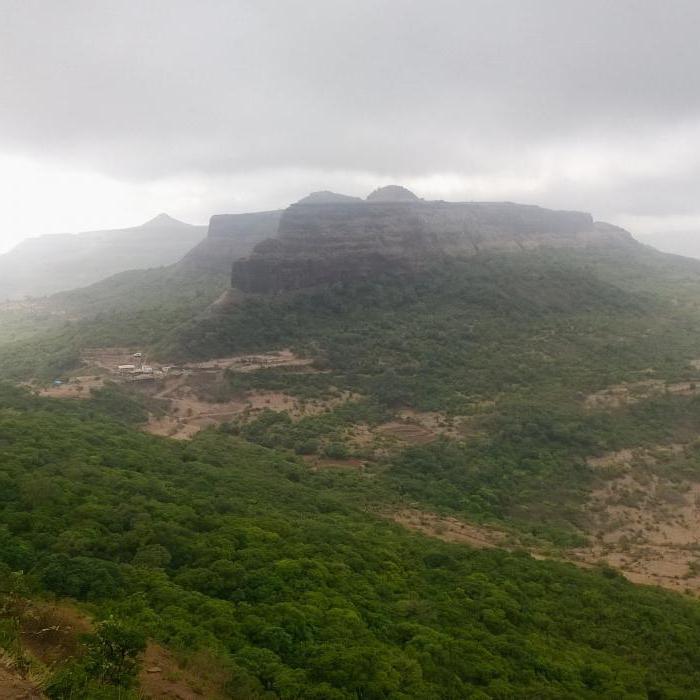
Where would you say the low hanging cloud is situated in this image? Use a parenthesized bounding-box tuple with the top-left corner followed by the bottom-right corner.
(2, 0, 700, 249)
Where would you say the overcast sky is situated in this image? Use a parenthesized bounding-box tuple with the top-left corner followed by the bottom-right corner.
(2, 0, 700, 253)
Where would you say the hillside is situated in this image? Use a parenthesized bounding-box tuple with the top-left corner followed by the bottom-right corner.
(155, 190, 700, 569)
(0, 214, 207, 301)
(0, 208, 282, 356)
(38, 209, 282, 316)
(4, 384, 700, 698)
(7, 191, 700, 695)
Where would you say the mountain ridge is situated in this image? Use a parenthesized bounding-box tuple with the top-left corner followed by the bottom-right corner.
(0, 214, 207, 300)
(231, 188, 636, 294)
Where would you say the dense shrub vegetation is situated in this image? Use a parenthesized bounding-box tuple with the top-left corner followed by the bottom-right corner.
(3, 386, 700, 696)
(168, 252, 700, 413)
(5, 247, 700, 695)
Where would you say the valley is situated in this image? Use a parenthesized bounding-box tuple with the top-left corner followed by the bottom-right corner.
(7, 188, 700, 697)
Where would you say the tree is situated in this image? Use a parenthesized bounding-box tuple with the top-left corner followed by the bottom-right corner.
(132, 544, 171, 569)
(85, 617, 146, 687)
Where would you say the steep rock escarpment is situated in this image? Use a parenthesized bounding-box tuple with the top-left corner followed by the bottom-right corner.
(179, 210, 282, 275)
(231, 187, 635, 294)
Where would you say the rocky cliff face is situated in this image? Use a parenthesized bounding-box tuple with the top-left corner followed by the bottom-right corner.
(231, 187, 636, 294)
(178, 210, 282, 275)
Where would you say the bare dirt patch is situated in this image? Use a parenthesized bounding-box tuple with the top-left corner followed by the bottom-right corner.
(388, 509, 507, 549)
(0, 660, 44, 699)
(303, 455, 368, 472)
(183, 349, 315, 373)
(72, 347, 336, 441)
(584, 379, 665, 409)
(574, 453, 700, 593)
(0, 600, 92, 700)
(19, 601, 92, 667)
(139, 643, 229, 700)
(0, 596, 230, 699)
(586, 444, 686, 471)
(586, 448, 637, 470)
(145, 376, 359, 440)
(81, 347, 143, 372)
(375, 410, 475, 446)
(386, 477, 700, 596)
(378, 422, 436, 444)
(584, 379, 700, 409)
(243, 390, 355, 418)
(145, 388, 246, 440)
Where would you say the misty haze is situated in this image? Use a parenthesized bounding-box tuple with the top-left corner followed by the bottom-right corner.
(4, 2, 700, 698)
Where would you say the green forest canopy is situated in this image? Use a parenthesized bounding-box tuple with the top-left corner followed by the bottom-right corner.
(2, 385, 700, 697)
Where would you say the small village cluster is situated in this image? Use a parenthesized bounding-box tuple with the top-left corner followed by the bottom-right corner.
(116, 352, 177, 382)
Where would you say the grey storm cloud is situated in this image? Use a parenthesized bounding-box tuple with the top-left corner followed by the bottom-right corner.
(2, 0, 700, 242)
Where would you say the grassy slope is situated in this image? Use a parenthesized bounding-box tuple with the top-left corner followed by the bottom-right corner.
(4, 385, 700, 697)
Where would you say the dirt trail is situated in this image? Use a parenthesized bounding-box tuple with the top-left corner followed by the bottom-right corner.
(0, 597, 228, 700)
(19, 602, 92, 666)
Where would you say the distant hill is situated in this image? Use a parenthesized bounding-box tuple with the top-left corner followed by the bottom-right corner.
(0, 213, 207, 300)
(41, 208, 283, 318)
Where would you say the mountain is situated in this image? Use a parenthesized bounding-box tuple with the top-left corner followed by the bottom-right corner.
(177, 209, 282, 275)
(167, 187, 700, 530)
(0, 213, 207, 300)
(231, 187, 634, 294)
(6, 208, 282, 321)
(8, 189, 700, 695)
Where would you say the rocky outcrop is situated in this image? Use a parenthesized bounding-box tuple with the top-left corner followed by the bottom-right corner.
(178, 210, 282, 275)
(231, 188, 636, 294)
